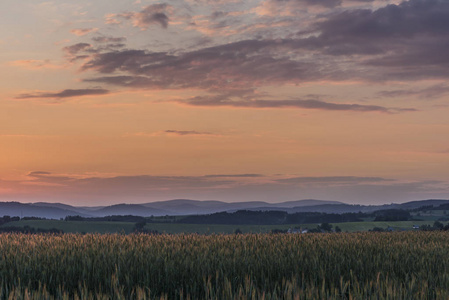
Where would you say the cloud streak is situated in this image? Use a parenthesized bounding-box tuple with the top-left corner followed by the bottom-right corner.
(182, 95, 415, 113)
(16, 88, 110, 99)
(165, 130, 214, 136)
(378, 84, 449, 99)
(10, 60, 65, 70)
(276, 176, 394, 185)
(70, 28, 98, 36)
(17, 172, 397, 192)
(92, 36, 127, 43)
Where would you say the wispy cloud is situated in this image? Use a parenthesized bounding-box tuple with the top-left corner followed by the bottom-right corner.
(378, 84, 449, 99)
(63, 43, 92, 55)
(204, 174, 264, 178)
(9, 60, 66, 70)
(276, 176, 394, 185)
(70, 28, 98, 36)
(165, 130, 214, 136)
(92, 36, 127, 43)
(129, 130, 220, 137)
(16, 88, 110, 99)
(182, 94, 415, 113)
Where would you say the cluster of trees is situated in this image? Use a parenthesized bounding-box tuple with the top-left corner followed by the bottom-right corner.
(65, 215, 149, 222)
(0, 215, 61, 234)
(307, 223, 342, 233)
(0, 216, 20, 226)
(410, 205, 434, 212)
(0, 216, 48, 225)
(420, 221, 449, 231)
(132, 221, 159, 234)
(411, 203, 449, 213)
(57, 208, 416, 227)
(0, 225, 62, 234)
(179, 210, 287, 225)
(369, 221, 449, 232)
(373, 209, 410, 221)
(286, 213, 363, 224)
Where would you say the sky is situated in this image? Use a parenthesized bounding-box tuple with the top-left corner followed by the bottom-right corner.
(1, 0, 449, 206)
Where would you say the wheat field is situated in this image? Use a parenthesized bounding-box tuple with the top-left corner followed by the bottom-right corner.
(1, 232, 449, 299)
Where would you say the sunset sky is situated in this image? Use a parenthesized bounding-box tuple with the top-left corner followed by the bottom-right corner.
(1, 0, 449, 205)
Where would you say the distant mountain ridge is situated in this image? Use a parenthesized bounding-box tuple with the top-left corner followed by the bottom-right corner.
(0, 199, 448, 219)
(140, 199, 343, 215)
(0, 202, 89, 219)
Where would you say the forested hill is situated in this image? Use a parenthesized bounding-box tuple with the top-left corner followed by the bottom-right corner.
(0, 199, 448, 219)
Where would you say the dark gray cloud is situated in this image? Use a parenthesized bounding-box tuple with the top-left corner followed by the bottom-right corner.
(165, 130, 213, 135)
(27, 171, 73, 183)
(79, 40, 326, 94)
(183, 94, 415, 113)
(364, 39, 449, 80)
(77, 41, 415, 111)
(378, 84, 449, 99)
(210, 11, 227, 19)
(316, 0, 449, 42)
(16, 88, 110, 99)
(310, 0, 449, 78)
(63, 43, 92, 55)
(75, 0, 449, 88)
(64, 42, 125, 59)
(77, 0, 449, 88)
(114, 4, 171, 29)
(267, 0, 342, 9)
(92, 36, 127, 43)
(300, 0, 342, 7)
(28, 171, 51, 177)
(54, 0, 449, 111)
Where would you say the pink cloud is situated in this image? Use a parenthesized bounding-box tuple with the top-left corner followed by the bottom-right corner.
(70, 28, 98, 36)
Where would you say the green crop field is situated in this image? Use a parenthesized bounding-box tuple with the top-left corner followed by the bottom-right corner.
(1, 220, 136, 234)
(2, 232, 449, 299)
(1, 220, 294, 234)
(2, 219, 445, 235)
(331, 220, 444, 232)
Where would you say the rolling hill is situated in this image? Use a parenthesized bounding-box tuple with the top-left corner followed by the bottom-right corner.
(0, 199, 448, 219)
